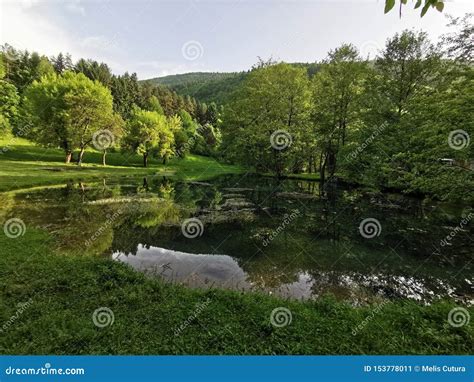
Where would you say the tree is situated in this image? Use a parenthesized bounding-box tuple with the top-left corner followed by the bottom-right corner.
(123, 108, 175, 167)
(224, 63, 311, 176)
(75, 59, 113, 87)
(97, 113, 125, 166)
(373, 30, 440, 118)
(143, 95, 164, 114)
(442, 13, 473, 63)
(51, 53, 73, 74)
(346, 30, 445, 194)
(0, 70, 19, 134)
(205, 102, 219, 126)
(23, 72, 114, 164)
(311, 44, 367, 183)
(110, 72, 140, 119)
(1, 47, 54, 93)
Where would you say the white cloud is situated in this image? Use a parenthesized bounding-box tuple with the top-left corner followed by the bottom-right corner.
(80, 35, 120, 53)
(65, 0, 85, 16)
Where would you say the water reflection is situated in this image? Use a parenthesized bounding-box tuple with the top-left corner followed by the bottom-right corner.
(2, 175, 473, 305)
(113, 245, 463, 304)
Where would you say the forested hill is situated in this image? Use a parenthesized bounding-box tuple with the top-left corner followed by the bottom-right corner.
(143, 63, 321, 104)
(142, 72, 247, 104)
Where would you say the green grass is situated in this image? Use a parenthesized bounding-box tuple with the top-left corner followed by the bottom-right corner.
(0, 229, 471, 355)
(0, 137, 244, 192)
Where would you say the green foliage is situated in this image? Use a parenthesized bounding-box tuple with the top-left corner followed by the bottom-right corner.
(74, 58, 113, 87)
(143, 95, 164, 114)
(384, 0, 445, 17)
(0, 136, 243, 192)
(0, 79, 19, 133)
(223, 63, 311, 175)
(51, 52, 73, 74)
(442, 13, 473, 63)
(123, 108, 176, 166)
(311, 44, 367, 180)
(146, 72, 247, 104)
(1, 45, 55, 92)
(22, 71, 114, 162)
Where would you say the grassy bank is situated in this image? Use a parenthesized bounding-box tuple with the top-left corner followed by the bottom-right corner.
(0, 137, 244, 192)
(0, 229, 471, 355)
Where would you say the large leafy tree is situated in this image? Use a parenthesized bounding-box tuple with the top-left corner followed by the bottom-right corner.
(224, 62, 311, 176)
(23, 72, 114, 164)
(123, 108, 176, 167)
(311, 44, 367, 182)
(350, 31, 441, 188)
(0, 56, 19, 134)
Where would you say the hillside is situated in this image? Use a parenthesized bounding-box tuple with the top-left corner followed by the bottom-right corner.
(143, 72, 247, 104)
(142, 63, 321, 105)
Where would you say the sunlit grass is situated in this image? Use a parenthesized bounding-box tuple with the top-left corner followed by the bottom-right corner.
(0, 137, 244, 191)
(0, 228, 471, 355)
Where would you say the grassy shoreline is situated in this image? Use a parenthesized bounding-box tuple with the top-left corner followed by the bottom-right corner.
(0, 229, 472, 355)
(0, 137, 244, 192)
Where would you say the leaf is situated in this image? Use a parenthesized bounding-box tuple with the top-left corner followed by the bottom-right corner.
(401, 0, 407, 4)
(384, 0, 396, 13)
(435, 1, 444, 12)
(420, 2, 431, 17)
(414, 0, 422, 9)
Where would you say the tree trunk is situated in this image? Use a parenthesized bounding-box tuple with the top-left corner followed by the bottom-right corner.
(143, 152, 148, 168)
(77, 147, 85, 166)
(65, 151, 72, 164)
(320, 153, 327, 186)
(102, 150, 107, 166)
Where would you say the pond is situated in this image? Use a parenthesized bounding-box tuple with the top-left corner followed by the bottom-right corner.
(2, 174, 472, 305)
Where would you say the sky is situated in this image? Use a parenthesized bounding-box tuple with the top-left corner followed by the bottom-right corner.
(0, 0, 472, 80)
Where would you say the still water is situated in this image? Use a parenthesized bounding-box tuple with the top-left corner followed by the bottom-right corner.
(3, 175, 472, 305)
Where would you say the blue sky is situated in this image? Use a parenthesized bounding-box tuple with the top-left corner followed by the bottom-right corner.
(1, 0, 472, 79)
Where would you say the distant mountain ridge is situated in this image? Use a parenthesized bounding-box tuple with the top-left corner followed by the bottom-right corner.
(142, 72, 247, 104)
(143, 63, 321, 104)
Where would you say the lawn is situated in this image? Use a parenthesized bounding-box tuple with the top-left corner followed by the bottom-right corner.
(0, 136, 244, 192)
(0, 229, 472, 355)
